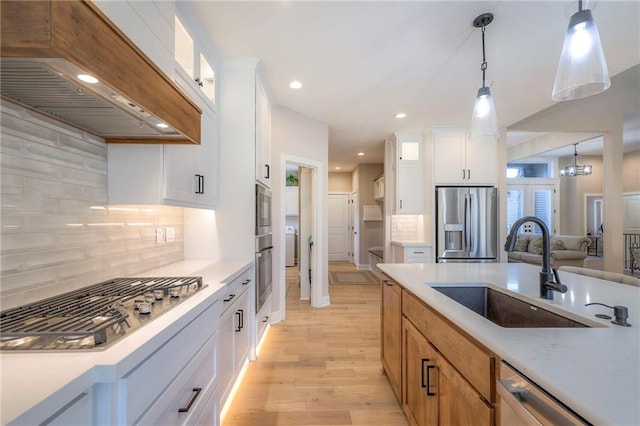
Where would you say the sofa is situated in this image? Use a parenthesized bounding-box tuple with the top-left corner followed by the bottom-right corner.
(507, 234, 590, 268)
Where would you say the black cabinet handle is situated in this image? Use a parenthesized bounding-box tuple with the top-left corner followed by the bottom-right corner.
(223, 294, 236, 302)
(400, 200, 403, 209)
(426, 365, 436, 396)
(467, 169, 471, 180)
(462, 169, 465, 180)
(421, 358, 429, 388)
(235, 311, 242, 332)
(240, 309, 244, 329)
(383, 280, 393, 287)
(194, 174, 204, 194)
(262, 316, 269, 323)
(178, 387, 202, 413)
(195, 77, 204, 88)
(242, 279, 251, 285)
(265, 164, 270, 179)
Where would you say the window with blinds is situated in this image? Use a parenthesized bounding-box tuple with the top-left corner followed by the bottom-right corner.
(506, 190, 523, 233)
(532, 190, 552, 235)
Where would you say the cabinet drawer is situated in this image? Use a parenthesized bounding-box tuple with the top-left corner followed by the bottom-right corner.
(405, 247, 428, 258)
(120, 300, 220, 424)
(220, 267, 253, 315)
(138, 330, 219, 425)
(402, 290, 495, 402)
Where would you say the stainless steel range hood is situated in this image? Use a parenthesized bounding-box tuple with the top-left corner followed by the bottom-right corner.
(0, 0, 201, 144)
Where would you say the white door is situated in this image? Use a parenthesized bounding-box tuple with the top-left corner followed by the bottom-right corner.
(507, 184, 557, 234)
(328, 193, 349, 262)
(350, 191, 359, 266)
(299, 167, 313, 300)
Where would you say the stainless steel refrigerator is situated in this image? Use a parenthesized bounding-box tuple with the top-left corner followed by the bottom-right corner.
(436, 186, 498, 262)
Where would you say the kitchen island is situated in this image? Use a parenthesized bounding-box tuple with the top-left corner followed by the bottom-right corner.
(0, 259, 252, 425)
(378, 262, 640, 425)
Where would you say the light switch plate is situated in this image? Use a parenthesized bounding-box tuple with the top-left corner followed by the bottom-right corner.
(155, 228, 164, 244)
(165, 227, 176, 243)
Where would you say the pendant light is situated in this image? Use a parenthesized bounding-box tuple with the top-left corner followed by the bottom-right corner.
(552, 0, 610, 101)
(470, 13, 498, 142)
(559, 143, 593, 177)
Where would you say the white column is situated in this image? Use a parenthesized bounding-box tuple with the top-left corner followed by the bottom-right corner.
(602, 129, 624, 273)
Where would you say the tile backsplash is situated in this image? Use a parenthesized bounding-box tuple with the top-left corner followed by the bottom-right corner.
(1, 102, 184, 309)
(391, 215, 423, 242)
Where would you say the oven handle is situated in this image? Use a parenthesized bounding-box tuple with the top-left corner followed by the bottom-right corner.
(257, 245, 274, 254)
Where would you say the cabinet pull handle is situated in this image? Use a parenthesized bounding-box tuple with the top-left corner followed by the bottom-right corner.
(194, 174, 204, 194)
(242, 279, 251, 285)
(195, 77, 204, 88)
(235, 311, 242, 332)
(265, 164, 270, 179)
(262, 316, 269, 323)
(426, 365, 436, 396)
(383, 280, 393, 287)
(467, 169, 471, 180)
(462, 169, 465, 179)
(223, 294, 236, 302)
(421, 358, 429, 388)
(178, 387, 202, 413)
(414, 251, 424, 254)
(400, 200, 403, 209)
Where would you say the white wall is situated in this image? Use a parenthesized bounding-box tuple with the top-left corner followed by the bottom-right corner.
(271, 106, 329, 320)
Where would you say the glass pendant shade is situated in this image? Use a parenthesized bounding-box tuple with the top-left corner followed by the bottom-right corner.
(470, 86, 498, 140)
(552, 8, 610, 101)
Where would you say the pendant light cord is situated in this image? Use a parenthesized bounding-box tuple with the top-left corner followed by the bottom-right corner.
(481, 25, 487, 89)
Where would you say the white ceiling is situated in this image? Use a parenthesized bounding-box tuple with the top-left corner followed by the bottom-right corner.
(189, 1, 640, 171)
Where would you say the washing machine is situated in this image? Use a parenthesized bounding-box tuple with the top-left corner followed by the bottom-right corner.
(285, 226, 296, 267)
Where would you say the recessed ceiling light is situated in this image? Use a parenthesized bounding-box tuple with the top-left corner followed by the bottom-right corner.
(335, 166, 341, 170)
(289, 81, 303, 89)
(357, 152, 365, 156)
(394, 113, 406, 119)
(77, 74, 99, 84)
(156, 123, 169, 129)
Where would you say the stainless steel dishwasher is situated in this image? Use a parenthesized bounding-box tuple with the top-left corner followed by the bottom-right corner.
(497, 362, 590, 425)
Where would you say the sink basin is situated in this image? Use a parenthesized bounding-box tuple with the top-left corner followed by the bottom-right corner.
(432, 286, 590, 328)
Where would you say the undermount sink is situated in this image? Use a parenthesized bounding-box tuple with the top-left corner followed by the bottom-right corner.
(432, 286, 590, 328)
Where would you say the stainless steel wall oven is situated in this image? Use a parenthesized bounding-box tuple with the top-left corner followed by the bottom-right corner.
(255, 234, 273, 313)
(256, 184, 272, 235)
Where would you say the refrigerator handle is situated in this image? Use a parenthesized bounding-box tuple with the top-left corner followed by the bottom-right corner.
(465, 193, 472, 253)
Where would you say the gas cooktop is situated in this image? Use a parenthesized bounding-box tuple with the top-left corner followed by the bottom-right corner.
(0, 276, 204, 351)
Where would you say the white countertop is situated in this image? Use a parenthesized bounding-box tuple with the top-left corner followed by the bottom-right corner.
(390, 240, 432, 247)
(378, 262, 640, 425)
(0, 259, 252, 425)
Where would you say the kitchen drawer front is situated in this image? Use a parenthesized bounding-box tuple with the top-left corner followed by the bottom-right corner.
(402, 289, 495, 402)
(220, 267, 253, 315)
(405, 246, 428, 257)
(120, 300, 221, 424)
(137, 330, 219, 425)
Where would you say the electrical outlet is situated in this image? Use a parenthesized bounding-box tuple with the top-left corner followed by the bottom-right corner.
(165, 227, 176, 243)
(155, 228, 164, 244)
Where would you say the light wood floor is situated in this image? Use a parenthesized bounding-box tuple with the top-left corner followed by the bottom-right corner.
(222, 262, 407, 426)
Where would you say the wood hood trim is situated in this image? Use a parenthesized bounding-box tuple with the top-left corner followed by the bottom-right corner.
(0, 0, 202, 145)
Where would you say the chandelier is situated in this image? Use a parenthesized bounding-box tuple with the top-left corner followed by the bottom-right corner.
(559, 143, 592, 177)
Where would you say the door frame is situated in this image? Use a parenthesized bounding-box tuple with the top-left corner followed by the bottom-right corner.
(350, 191, 359, 267)
(276, 155, 328, 320)
(328, 192, 350, 262)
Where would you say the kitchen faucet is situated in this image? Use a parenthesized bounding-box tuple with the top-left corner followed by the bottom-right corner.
(504, 216, 567, 300)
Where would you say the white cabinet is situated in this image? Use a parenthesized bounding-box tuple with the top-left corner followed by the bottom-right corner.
(391, 243, 432, 264)
(35, 388, 94, 426)
(174, 15, 216, 112)
(255, 295, 271, 350)
(255, 78, 272, 187)
(392, 134, 424, 214)
(433, 127, 497, 185)
(285, 187, 299, 216)
(108, 109, 217, 209)
(92, 0, 175, 77)
(374, 175, 384, 201)
(164, 110, 218, 208)
(217, 267, 254, 408)
(119, 299, 221, 425)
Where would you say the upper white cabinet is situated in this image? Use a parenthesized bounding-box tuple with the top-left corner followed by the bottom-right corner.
(174, 15, 216, 112)
(433, 127, 497, 185)
(164, 110, 218, 208)
(93, 0, 175, 77)
(374, 175, 384, 201)
(285, 187, 299, 216)
(108, 109, 218, 209)
(255, 78, 272, 187)
(388, 133, 424, 214)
